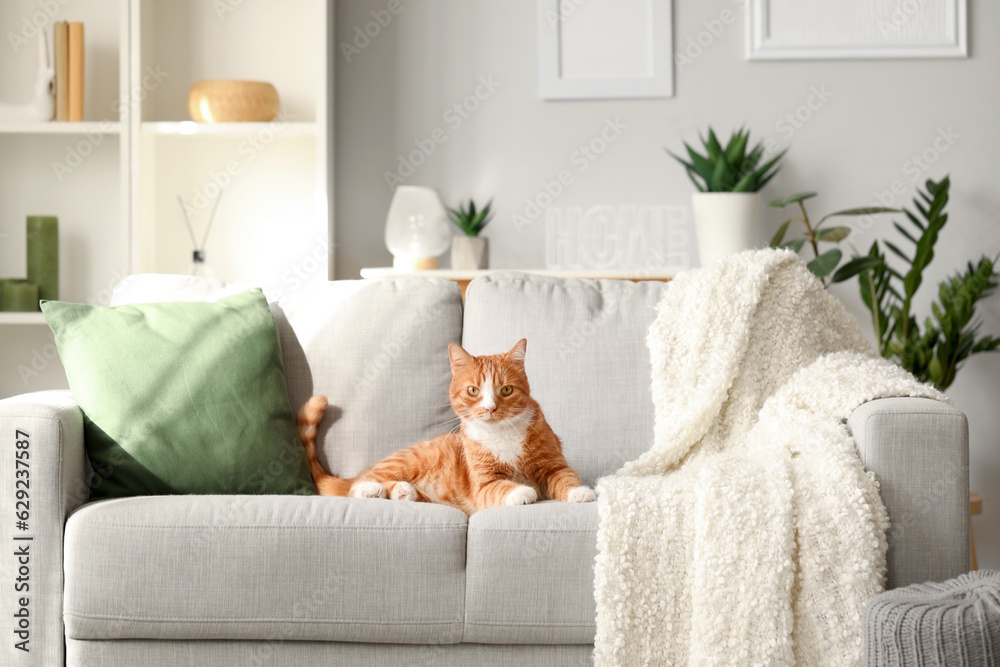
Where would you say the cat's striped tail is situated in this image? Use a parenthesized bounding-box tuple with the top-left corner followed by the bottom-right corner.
(296, 395, 353, 496)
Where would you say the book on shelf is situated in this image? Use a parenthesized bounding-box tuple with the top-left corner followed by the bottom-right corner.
(53, 21, 84, 121)
(54, 21, 69, 121)
(67, 22, 84, 121)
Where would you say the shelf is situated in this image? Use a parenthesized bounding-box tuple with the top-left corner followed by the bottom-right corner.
(0, 313, 47, 325)
(0, 122, 121, 135)
(142, 122, 318, 136)
(360, 268, 678, 281)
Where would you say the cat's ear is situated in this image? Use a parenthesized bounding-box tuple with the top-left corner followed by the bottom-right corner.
(505, 338, 527, 365)
(449, 343, 474, 371)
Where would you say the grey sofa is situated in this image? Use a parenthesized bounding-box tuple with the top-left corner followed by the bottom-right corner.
(0, 272, 970, 667)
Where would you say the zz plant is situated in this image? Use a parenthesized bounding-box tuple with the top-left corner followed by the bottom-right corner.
(668, 127, 785, 193)
(857, 176, 1000, 390)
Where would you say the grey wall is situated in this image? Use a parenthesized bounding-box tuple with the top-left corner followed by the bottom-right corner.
(335, 0, 1000, 569)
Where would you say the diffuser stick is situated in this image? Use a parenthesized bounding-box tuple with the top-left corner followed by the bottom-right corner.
(177, 196, 199, 249)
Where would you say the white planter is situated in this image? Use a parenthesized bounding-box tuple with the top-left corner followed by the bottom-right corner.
(451, 236, 489, 270)
(691, 192, 761, 267)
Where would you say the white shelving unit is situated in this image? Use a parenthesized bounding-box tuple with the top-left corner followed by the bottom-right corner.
(142, 122, 319, 136)
(0, 0, 332, 399)
(0, 0, 129, 330)
(0, 313, 48, 325)
(0, 122, 121, 134)
(130, 0, 330, 288)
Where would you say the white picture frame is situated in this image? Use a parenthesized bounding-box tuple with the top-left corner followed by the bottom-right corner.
(747, 0, 967, 60)
(537, 0, 673, 100)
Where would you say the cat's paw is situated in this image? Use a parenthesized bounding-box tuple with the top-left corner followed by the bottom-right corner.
(567, 486, 597, 503)
(504, 485, 538, 506)
(351, 480, 386, 499)
(390, 481, 418, 501)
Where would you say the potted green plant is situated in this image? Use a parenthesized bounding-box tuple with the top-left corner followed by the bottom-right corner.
(669, 128, 785, 266)
(855, 177, 1000, 390)
(447, 198, 494, 270)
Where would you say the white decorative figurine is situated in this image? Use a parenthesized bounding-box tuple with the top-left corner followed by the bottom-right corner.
(0, 32, 55, 122)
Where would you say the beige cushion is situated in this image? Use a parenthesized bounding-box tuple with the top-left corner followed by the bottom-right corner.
(462, 272, 668, 484)
(110, 274, 465, 481)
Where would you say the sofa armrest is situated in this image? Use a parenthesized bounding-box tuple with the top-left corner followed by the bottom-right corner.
(849, 396, 969, 589)
(0, 391, 88, 666)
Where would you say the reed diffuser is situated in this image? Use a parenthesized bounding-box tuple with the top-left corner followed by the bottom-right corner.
(177, 192, 223, 278)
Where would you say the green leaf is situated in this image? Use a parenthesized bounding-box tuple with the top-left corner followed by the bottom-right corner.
(768, 192, 817, 208)
(748, 149, 786, 192)
(817, 226, 851, 243)
(684, 144, 714, 178)
(832, 256, 882, 283)
(818, 207, 899, 224)
(705, 129, 724, 161)
(684, 167, 706, 192)
(725, 129, 748, 165)
(709, 154, 731, 192)
(927, 356, 943, 385)
(769, 220, 792, 248)
(893, 221, 919, 245)
(807, 248, 843, 278)
(885, 241, 911, 264)
(781, 238, 806, 253)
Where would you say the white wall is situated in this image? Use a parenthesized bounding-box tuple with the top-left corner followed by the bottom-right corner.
(334, 0, 1000, 568)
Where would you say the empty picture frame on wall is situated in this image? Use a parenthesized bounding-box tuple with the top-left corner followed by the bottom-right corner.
(747, 0, 967, 60)
(537, 0, 674, 100)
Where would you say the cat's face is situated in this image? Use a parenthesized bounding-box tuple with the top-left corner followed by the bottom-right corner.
(448, 339, 533, 424)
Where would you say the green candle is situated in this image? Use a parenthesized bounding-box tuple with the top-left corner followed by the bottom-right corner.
(27, 216, 59, 304)
(0, 278, 27, 311)
(3, 281, 39, 312)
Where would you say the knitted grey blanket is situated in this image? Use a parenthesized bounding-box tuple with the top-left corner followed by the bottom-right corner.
(865, 570, 1000, 666)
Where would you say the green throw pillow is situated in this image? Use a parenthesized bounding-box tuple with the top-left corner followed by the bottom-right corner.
(42, 288, 316, 499)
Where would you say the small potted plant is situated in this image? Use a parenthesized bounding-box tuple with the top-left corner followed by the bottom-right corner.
(447, 198, 494, 270)
(669, 128, 785, 266)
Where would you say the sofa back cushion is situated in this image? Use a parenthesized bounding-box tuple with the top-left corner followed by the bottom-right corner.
(462, 273, 667, 485)
(279, 278, 464, 477)
(113, 273, 464, 479)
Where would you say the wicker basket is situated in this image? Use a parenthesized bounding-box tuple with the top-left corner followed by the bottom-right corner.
(187, 80, 280, 123)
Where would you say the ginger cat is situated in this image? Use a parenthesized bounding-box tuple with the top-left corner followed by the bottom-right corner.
(297, 339, 596, 515)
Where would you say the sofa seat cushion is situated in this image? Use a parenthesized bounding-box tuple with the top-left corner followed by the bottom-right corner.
(64, 496, 468, 644)
(464, 501, 599, 644)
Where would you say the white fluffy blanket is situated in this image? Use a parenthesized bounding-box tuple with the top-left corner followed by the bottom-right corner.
(594, 249, 944, 666)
